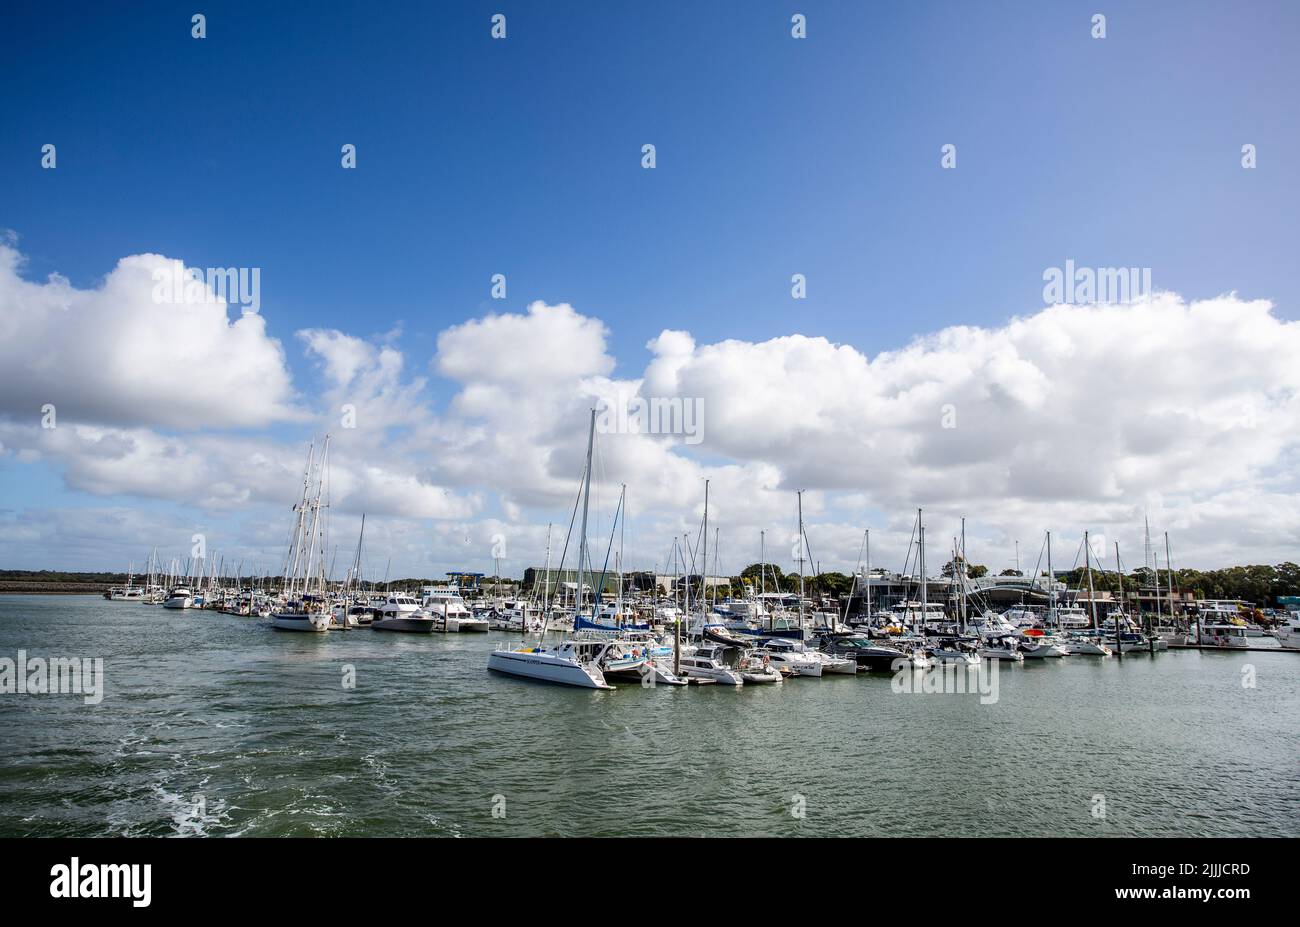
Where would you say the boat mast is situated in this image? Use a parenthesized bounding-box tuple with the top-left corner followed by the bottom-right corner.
(797, 491, 805, 628)
(1046, 530, 1055, 628)
(865, 528, 872, 624)
(1165, 532, 1182, 638)
(701, 479, 709, 622)
(959, 517, 968, 632)
(918, 510, 926, 636)
(540, 523, 553, 615)
(711, 527, 719, 612)
(617, 484, 626, 618)
(1114, 541, 1124, 660)
(673, 537, 682, 674)
(1085, 530, 1097, 630)
(576, 409, 596, 622)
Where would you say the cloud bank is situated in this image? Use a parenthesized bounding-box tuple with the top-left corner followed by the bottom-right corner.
(1, 240, 1296, 575)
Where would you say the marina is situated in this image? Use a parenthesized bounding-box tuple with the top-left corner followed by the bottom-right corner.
(1, 593, 1295, 838)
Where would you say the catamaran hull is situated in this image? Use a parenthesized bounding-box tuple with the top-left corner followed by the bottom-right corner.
(487, 650, 613, 689)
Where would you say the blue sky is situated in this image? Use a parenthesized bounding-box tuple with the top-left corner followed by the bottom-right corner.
(1, 1, 1298, 575)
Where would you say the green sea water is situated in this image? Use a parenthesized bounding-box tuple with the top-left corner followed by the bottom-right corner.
(1, 595, 1296, 837)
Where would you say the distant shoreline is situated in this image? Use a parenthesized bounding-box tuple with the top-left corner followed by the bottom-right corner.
(0, 583, 106, 595)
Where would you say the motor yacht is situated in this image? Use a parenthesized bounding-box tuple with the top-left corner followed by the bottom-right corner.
(678, 646, 744, 685)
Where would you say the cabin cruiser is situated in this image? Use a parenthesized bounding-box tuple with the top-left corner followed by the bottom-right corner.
(701, 623, 756, 649)
(968, 610, 1020, 638)
(678, 646, 744, 685)
(1273, 613, 1300, 650)
(886, 601, 949, 628)
(422, 588, 488, 632)
(926, 636, 980, 666)
(753, 639, 823, 677)
(490, 600, 544, 632)
(107, 585, 147, 601)
(808, 650, 858, 675)
(1053, 605, 1092, 629)
(162, 586, 194, 609)
(1061, 631, 1112, 656)
(1002, 606, 1045, 628)
(331, 602, 379, 628)
(1193, 623, 1252, 649)
(819, 634, 908, 672)
(1017, 629, 1067, 658)
(488, 638, 615, 689)
(372, 594, 439, 632)
(978, 635, 1024, 662)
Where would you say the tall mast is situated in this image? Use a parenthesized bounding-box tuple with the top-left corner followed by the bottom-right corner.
(673, 537, 682, 674)
(617, 484, 626, 617)
(797, 491, 805, 626)
(1114, 541, 1125, 660)
(575, 409, 596, 620)
(918, 510, 926, 634)
(1046, 530, 1055, 628)
(865, 528, 872, 623)
(1166, 531, 1182, 636)
(701, 479, 709, 619)
(540, 523, 553, 612)
(959, 517, 968, 631)
(712, 527, 719, 611)
(1085, 530, 1097, 630)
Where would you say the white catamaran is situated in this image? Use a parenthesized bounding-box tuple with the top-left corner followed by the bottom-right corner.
(487, 409, 615, 689)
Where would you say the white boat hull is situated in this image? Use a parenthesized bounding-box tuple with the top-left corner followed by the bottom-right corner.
(271, 612, 330, 632)
(487, 648, 612, 689)
(680, 666, 743, 686)
(372, 616, 438, 633)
